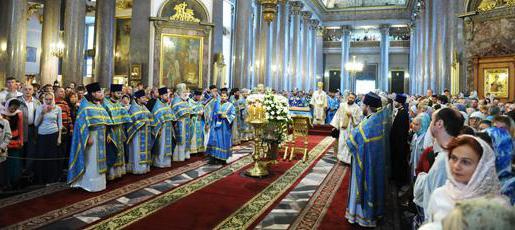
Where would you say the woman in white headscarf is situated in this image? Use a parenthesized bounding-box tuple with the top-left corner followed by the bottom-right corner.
(420, 135, 506, 229)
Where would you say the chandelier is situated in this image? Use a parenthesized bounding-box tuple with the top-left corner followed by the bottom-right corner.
(345, 56, 363, 73)
(50, 31, 65, 58)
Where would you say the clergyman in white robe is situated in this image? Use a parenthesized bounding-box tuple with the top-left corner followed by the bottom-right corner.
(310, 86, 328, 125)
(330, 101, 361, 164)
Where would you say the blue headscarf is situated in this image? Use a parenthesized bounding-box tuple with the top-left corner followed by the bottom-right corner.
(416, 113, 431, 136)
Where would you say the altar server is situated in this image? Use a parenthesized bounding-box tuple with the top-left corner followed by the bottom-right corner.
(126, 90, 153, 174)
(151, 87, 174, 167)
(189, 89, 206, 154)
(206, 91, 236, 163)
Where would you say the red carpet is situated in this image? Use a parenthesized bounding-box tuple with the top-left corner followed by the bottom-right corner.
(0, 155, 205, 227)
(122, 136, 328, 230)
(318, 167, 357, 230)
(309, 124, 333, 136)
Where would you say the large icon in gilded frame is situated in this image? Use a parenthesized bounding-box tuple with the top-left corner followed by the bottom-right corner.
(159, 33, 203, 88)
(484, 68, 509, 98)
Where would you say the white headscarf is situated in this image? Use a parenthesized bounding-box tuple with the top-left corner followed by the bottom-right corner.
(443, 135, 501, 201)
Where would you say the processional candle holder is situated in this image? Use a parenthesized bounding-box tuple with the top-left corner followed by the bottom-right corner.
(245, 104, 274, 178)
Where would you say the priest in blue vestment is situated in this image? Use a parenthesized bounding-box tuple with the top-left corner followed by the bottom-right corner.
(102, 84, 131, 180)
(151, 87, 174, 168)
(126, 90, 153, 174)
(203, 85, 220, 147)
(206, 91, 236, 163)
(189, 89, 206, 154)
(68, 82, 112, 192)
(326, 90, 339, 124)
(345, 92, 388, 227)
(171, 83, 192, 161)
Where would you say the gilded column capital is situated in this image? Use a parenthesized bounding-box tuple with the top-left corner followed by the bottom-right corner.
(277, 0, 288, 5)
(289, 1, 303, 15)
(379, 24, 390, 34)
(309, 19, 319, 29)
(301, 11, 312, 20)
(341, 25, 352, 34)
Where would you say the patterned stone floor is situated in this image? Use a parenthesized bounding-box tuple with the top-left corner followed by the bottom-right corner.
(39, 145, 253, 230)
(255, 149, 338, 230)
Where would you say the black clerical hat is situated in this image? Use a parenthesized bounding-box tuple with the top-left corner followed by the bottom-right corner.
(86, 82, 101, 94)
(363, 92, 382, 108)
(395, 94, 407, 104)
(134, 90, 146, 98)
(110, 84, 123, 92)
(158, 87, 168, 95)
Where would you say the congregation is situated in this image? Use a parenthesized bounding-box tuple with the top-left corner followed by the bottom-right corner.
(0, 77, 514, 229)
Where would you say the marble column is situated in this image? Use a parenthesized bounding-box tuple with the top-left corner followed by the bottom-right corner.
(247, 3, 258, 87)
(94, 0, 115, 87)
(276, 0, 289, 91)
(379, 24, 390, 92)
(310, 19, 319, 90)
(315, 26, 324, 89)
(269, 14, 278, 88)
(232, 0, 252, 88)
(130, 0, 151, 86)
(256, 4, 273, 86)
(340, 26, 351, 91)
(62, 0, 86, 86)
(289, 1, 303, 90)
(0, 0, 28, 83)
(212, 0, 224, 86)
(40, 0, 61, 85)
(408, 23, 417, 95)
(301, 11, 311, 91)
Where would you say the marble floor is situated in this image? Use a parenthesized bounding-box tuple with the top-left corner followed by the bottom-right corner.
(39, 146, 253, 229)
(255, 149, 338, 230)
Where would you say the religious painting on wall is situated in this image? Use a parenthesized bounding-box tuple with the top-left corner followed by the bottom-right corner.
(159, 33, 203, 88)
(26, 46, 37, 63)
(483, 68, 509, 98)
(114, 18, 131, 77)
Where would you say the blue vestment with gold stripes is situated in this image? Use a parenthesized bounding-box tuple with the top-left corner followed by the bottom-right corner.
(126, 102, 153, 173)
(68, 98, 112, 184)
(189, 98, 206, 153)
(151, 99, 174, 167)
(206, 101, 236, 160)
(171, 96, 192, 161)
(345, 108, 388, 227)
(102, 97, 131, 179)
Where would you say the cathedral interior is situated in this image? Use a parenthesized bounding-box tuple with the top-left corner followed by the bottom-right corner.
(0, 0, 514, 229)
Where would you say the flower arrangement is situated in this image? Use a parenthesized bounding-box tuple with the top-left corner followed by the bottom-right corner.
(247, 90, 291, 144)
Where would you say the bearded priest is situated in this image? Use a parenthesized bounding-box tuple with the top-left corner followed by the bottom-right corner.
(310, 82, 328, 125)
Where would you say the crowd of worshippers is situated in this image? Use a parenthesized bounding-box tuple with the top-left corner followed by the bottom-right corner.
(0, 79, 259, 193)
(328, 88, 515, 229)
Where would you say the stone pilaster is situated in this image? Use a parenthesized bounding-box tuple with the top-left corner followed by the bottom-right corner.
(309, 19, 319, 90)
(0, 0, 28, 84)
(62, 0, 86, 86)
(94, 0, 116, 87)
(40, 0, 61, 85)
(379, 24, 390, 92)
(288, 1, 303, 90)
(130, 0, 151, 86)
(301, 11, 311, 90)
(340, 25, 351, 91)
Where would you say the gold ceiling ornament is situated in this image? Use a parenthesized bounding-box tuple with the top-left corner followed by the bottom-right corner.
(507, 0, 515, 6)
(116, 0, 133, 9)
(259, 0, 279, 24)
(170, 2, 200, 23)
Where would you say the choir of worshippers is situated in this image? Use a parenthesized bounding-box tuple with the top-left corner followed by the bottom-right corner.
(0, 77, 514, 228)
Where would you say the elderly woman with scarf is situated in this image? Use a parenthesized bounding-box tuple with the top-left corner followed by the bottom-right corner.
(420, 135, 506, 228)
(410, 113, 431, 179)
(1, 98, 23, 189)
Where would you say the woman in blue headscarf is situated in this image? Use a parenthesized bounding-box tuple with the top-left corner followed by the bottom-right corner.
(410, 113, 431, 179)
(485, 127, 514, 204)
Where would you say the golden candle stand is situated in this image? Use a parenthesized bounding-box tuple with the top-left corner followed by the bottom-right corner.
(245, 103, 277, 178)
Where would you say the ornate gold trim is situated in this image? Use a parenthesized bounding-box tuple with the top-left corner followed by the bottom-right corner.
(170, 2, 200, 23)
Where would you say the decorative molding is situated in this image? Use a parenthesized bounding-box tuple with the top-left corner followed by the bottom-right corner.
(170, 2, 201, 23)
(289, 1, 304, 15)
(116, 0, 133, 9)
(27, 3, 43, 22)
(302, 10, 312, 20)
